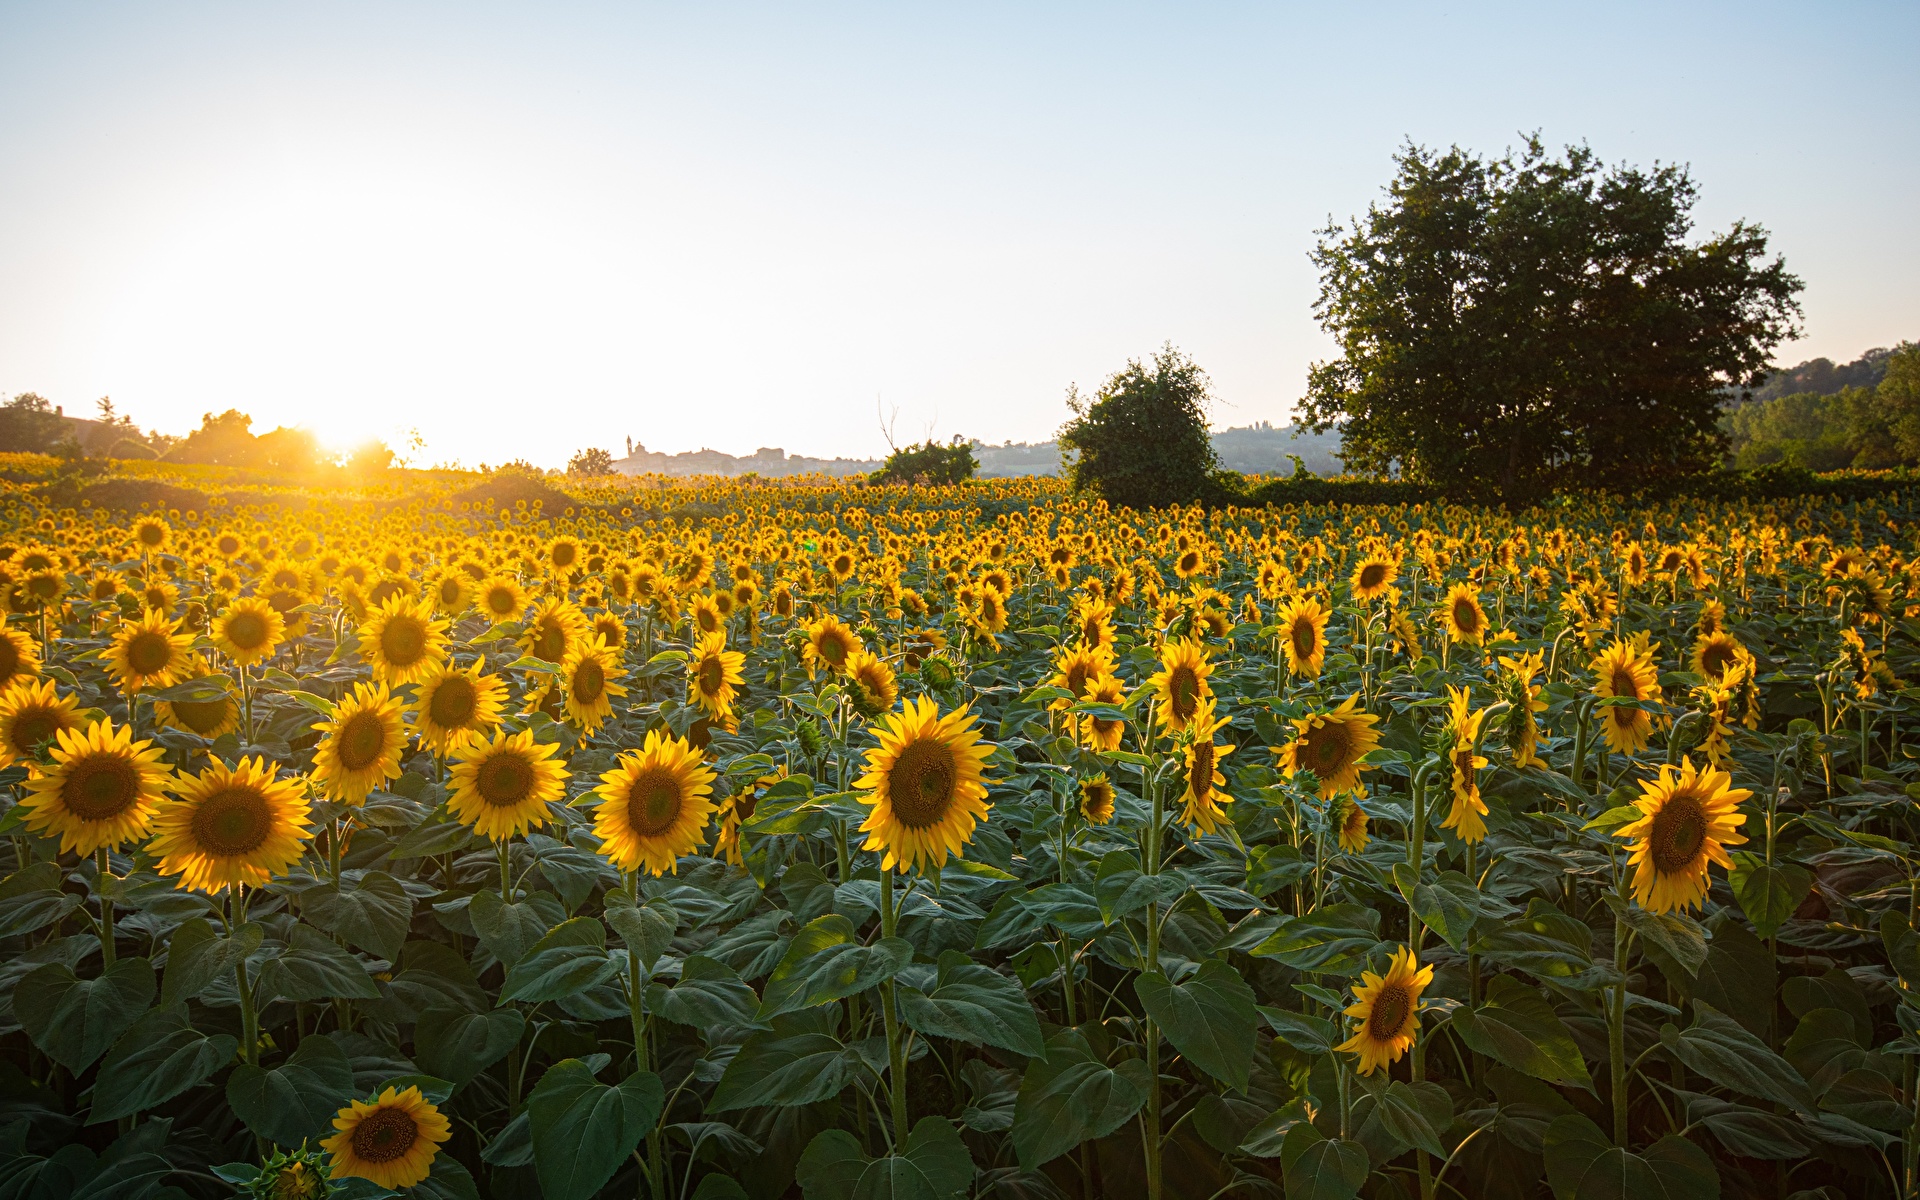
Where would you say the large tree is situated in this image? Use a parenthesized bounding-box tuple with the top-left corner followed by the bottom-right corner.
(1302, 138, 1804, 504)
(1059, 344, 1217, 509)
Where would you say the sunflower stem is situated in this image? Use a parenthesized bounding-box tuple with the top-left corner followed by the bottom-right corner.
(499, 838, 513, 903)
(879, 866, 909, 1147)
(1608, 885, 1634, 1146)
(95, 848, 115, 965)
(627, 872, 668, 1200)
(1142, 759, 1164, 1200)
(234, 885, 259, 1067)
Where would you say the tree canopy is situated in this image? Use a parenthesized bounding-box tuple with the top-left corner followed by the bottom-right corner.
(1058, 345, 1218, 509)
(1302, 138, 1804, 505)
(869, 438, 977, 487)
(1726, 342, 1920, 470)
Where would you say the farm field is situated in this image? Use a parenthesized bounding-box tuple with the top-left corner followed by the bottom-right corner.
(0, 461, 1916, 1200)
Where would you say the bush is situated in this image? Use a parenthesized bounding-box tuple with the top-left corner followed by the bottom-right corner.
(869, 439, 976, 486)
(1059, 345, 1217, 509)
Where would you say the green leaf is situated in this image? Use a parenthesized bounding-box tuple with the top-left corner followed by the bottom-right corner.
(1392, 865, 1478, 952)
(795, 1117, 975, 1200)
(160, 917, 264, 1007)
(1727, 852, 1811, 941)
(1278, 1123, 1370, 1200)
(414, 1007, 527, 1088)
(1674, 1092, 1810, 1160)
(759, 915, 911, 1020)
(499, 918, 616, 1005)
(225, 1036, 356, 1147)
(1093, 852, 1187, 926)
(1605, 895, 1707, 978)
(392, 815, 479, 859)
(606, 896, 679, 972)
(649, 956, 762, 1028)
(257, 924, 380, 1003)
(1249, 903, 1381, 973)
(1011, 1029, 1151, 1168)
(1450, 974, 1593, 1090)
(300, 871, 413, 961)
(14, 957, 154, 1073)
(0, 861, 83, 938)
(527, 1060, 664, 1200)
(89, 1007, 238, 1124)
(1541, 1113, 1719, 1199)
(1691, 916, 1775, 1039)
(1660, 1001, 1815, 1113)
(710, 1029, 860, 1111)
(1881, 911, 1920, 989)
(468, 888, 563, 968)
(1580, 805, 1642, 832)
(1259, 1006, 1336, 1055)
(1357, 1079, 1450, 1158)
(1134, 959, 1257, 1091)
(898, 950, 1045, 1059)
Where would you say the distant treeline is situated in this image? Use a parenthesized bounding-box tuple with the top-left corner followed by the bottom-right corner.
(1723, 343, 1920, 470)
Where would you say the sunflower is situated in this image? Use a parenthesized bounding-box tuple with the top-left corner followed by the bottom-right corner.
(311, 682, 408, 805)
(359, 595, 449, 686)
(1148, 638, 1212, 733)
(562, 636, 627, 733)
(590, 611, 628, 652)
(1177, 698, 1233, 835)
(1622, 542, 1649, 587)
(714, 767, 783, 866)
(18, 718, 171, 854)
(1349, 555, 1396, 602)
(0, 626, 40, 691)
(427, 569, 474, 616)
(520, 596, 587, 664)
(1079, 774, 1115, 824)
(151, 659, 241, 740)
(1048, 642, 1115, 718)
(1277, 595, 1331, 678)
(478, 576, 527, 624)
(1331, 795, 1370, 853)
(803, 614, 862, 677)
(131, 516, 171, 553)
(1077, 672, 1128, 752)
(1439, 584, 1487, 646)
(1336, 946, 1434, 1075)
(592, 728, 718, 874)
(1276, 694, 1381, 799)
(447, 728, 567, 842)
(320, 1085, 452, 1190)
(148, 756, 313, 892)
(0, 678, 83, 768)
(1690, 631, 1745, 682)
(1613, 757, 1750, 915)
(845, 649, 899, 718)
(1496, 650, 1547, 769)
(106, 608, 194, 691)
(973, 589, 1009, 636)
(1591, 639, 1662, 755)
(687, 631, 746, 720)
(688, 593, 725, 640)
(212, 597, 286, 667)
(1440, 687, 1489, 844)
(1073, 598, 1116, 651)
(409, 660, 507, 755)
(855, 696, 994, 873)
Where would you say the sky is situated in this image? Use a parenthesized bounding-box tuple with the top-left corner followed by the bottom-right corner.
(1, 2, 1915, 469)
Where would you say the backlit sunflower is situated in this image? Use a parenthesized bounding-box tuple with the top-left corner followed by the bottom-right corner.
(561, 635, 627, 733)
(1073, 598, 1116, 651)
(1177, 698, 1233, 835)
(359, 595, 449, 686)
(320, 1085, 452, 1191)
(1077, 672, 1128, 752)
(1079, 774, 1115, 824)
(1349, 555, 1396, 602)
(714, 767, 784, 866)
(212, 597, 286, 666)
(855, 696, 994, 873)
(310, 682, 408, 805)
(151, 659, 240, 740)
(688, 593, 725, 640)
(409, 660, 507, 755)
(107, 608, 194, 691)
(1496, 650, 1547, 769)
(845, 648, 899, 718)
(1276, 595, 1330, 678)
(592, 728, 717, 875)
(1613, 756, 1750, 915)
(447, 728, 567, 841)
(687, 631, 746, 720)
(19, 718, 172, 854)
(0, 627, 40, 691)
(1048, 642, 1115, 742)
(803, 614, 862, 677)
(1440, 686, 1489, 843)
(519, 596, 587, 664)
(478, 576, 526, 624)
(1331, 795, 1370, 853)
(1591, 639, 1662, 755)
(427, 568, 473, 615)
(1439, 584, 1487, 646)
(1337, 945, 1434, 1075)
(1690, 631, 1745, 682)
(1148, 638, 1212, 733)
(148, 756, 313, 892)
(1276, 694, 1380, 798)
(0, 678, 82, 768)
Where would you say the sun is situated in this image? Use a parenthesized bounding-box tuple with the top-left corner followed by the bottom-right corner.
(591, 727, 718, 875)
(854, 696, 994, 873)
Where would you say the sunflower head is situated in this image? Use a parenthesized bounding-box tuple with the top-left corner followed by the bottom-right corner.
(148, 756, 313, 892)
(1615, 756, 1750, 914)
(1150, 638, 1213, 732)
(360, 595, 449, 686)
(1079, 774, 1115, 824)
(593, 728, 718, 875)
(1591, 639, 1663, 755)
(108, 608, 193, 690)
(19, 718, 173, 855)
(1337, 946, 1434, 1075)
(803, 615, 862, 677)
(562, 635, 628, 733)
(1278, 595, 1331, 677)
(311, 682, 408, 805)
(855, 697, 994, 874)
(0, 627, 42, 691)
(214, 597, 287, 666)
(687, 632, 746, 721)
(410, 660, 507, 755)
(845, 649, 899, 719)
(1349, 555, 1396, 601)
(320, 1085, 452, 1191)
(0, 677, 82, 769)
(1440, 583, 1487, 646)
(1276, 694, 1381, 799)
(447, 728, 568, 842)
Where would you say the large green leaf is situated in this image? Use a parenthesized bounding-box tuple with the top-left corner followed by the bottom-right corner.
(1392, 864, 1479, 951)
(499, 917, 616, 1005)
(710, 1028, 861, 1111)
(0, 862, 82, 938)
(649, 956, 762, 1028)
(1249, 904, 1381, 973)
(759, 915, 911, 1020)
(1660, 1001, 1815, 1113)
(160, 918, 264, 1007)
(1449, 974, 1592, 1090)
(1011, 1029, 1150, 1168)
(1541, 1113, 1719, 1199)
(89, 1007, 237, 1124)
(14, 956, 154, 1072)
(1672, 1091, 1810, 1160)
(1259, 1006, 1337, 1055)
(1690, 916, 1775, 1039)
(527, 1059, 664, 1200)
(300, 871, 413, 961)
(1605, 896, 1706, 978)
(1134, 959, 1257, 1091)
(1727, 852, 1811, 941)
(898, 950, 1044, 1058)
(256, 924, 380, 1003)
(468, 888, 564, 968)
(605, 895, 679, 973)
(1279, 1123, 1370, 1200)
(415, 1007, 527, 1087)
(1093, 852, 1187, 926)
(225, 1035, 356, 1146)
(795, 1117, 975, 1200)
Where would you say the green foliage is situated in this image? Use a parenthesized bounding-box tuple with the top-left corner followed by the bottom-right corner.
(869, 439, 977, 487)
(0, 393, 69, 454)
(567, 446, 617, 477)
(1058, 343, 1219, 508)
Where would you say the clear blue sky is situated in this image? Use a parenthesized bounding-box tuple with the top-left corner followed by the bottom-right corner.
(1, 2, 1914, 468)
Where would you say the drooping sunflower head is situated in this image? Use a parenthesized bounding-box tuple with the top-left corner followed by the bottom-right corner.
(1277, 694, 1381, 799)
(855, 696, 994, 874)
(319, 1085, 452, 1191)
(1690, 631, 1744, 682)
(1615, 756, 1750, 915)
(1278, 595, 1331, 677)
(1337, 945, 1434, 1075)
(0, 677, 82, 768)
(803, 614, 862, 677)
(593, 728, 718, 875)
(448, 728, 567, 842)
(1150, 638, 1213, 732)
(1440, 583, 1486, 646)
(410, 660, 507, 755)
(687, 631, 746, 720)
(1178, 698, 1234, 835)
(311, 682, 408, 805)
(19, 717, 173, 855)
(359, 595, 449, 686)
(562, 635, 628, 733)
(213, 597, 286, 667)
(1079, 773, 1115, 824)
(108, 608, 194, 690)
(148, 756, 312, 893)
(1332, 795, 1370, 853)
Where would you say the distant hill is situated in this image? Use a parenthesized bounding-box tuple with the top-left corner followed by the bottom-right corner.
(610, 443, 880, 479)
(1743, 347, 1895, 404)
(973, 422, 1344, 478)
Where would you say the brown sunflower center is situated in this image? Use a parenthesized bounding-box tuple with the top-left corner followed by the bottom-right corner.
(1065, 663, 1090, 696)
(136, 524, 165, 547)
(1189, 741, 1215, 801)
(487, 588, 517, 616)
(439, 578, 463, 605)
(0, 638, 20, 679)
(336, 711, 390, 772)
(1700, 643, 1735, 679)
(1358, 563, 1388, 590)
(61, 754, 141, 821)
(380, 617, 429, 667)
(428, 677, 478, 728)
(698, 657, 725, 698)
(190, 785, 272, 856)
(126, 630, 174, 676)
(1306, 720, 1354, 773)
(625, 767, 685, 836)
(349, 1105, 419, 1164)
(1610, 667, 1641, 699)
(533, 623, 565, 662)
(572, 659, 606, 705)
(888, 738, 957, 829)
(9, 708, 62, 755)
(172, 698, 232, 736)
(225, 610, 269, 651)
(1168, 666, 1199, 722)
(819, 634, 848, 667)
(552, 543, 577, 568)
(1290, 620, 1317, 660)
(1366, 981, 1413, 1040)
(1648, 791, 1709, 874)
(1452, 599, 1480, 633)
(477, 752, 536, 806)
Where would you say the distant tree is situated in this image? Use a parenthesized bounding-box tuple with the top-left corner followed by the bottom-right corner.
(348, 441, 394, 473)
(870, 438, 977, 486)
(1304, 138, 1804, 504)
(1722, 343, 1920, 470)
(567, 447, 616, 477)
(165, 410, 258, 466)
(1058, 345, 1217, 509)
(254, 426, 323, 473)
(0, 394, 68, 454)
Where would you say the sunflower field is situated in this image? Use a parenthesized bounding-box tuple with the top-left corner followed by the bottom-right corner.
(0, 461, 1918, 1200)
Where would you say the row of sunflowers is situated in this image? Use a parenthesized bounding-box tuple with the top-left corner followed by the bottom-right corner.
(0, 470, 1914, 1200)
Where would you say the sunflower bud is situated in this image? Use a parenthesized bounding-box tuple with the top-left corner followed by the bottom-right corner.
(794, 715, 826, 760)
